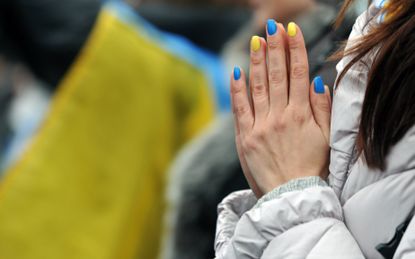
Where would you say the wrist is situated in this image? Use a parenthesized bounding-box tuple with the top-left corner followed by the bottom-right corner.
(255, 176, 328, 208)
(261, 168, 329, 194)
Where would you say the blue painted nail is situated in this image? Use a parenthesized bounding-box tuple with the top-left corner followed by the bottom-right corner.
(234, 66, 241, 80)
(267, 19, 277, 35)
(314, 76, 325, 94)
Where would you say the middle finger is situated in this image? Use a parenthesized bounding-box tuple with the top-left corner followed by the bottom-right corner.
(266, 20, 289, 115)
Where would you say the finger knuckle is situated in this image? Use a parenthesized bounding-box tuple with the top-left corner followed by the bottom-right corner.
(252, 128, 267, 142)
(251, 82, 267, 97)
(251, 72, 268, 97)
(231, 84, 244, 94)
(268, 41, 281, 51)
(251, 55, 264, 65)
(243, 137, 258, 152)
(317, 101, 331, 113)
(269, 68, 285, 86)
(291, 65, 308, 79)
(234, 104, 249, 116)
(292, 111, 306, 124)
(289, 39, 302, 50)
(272, 119, 287, 132)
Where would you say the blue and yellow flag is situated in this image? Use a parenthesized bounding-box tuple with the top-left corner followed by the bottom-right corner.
(0, 1, 229, 259)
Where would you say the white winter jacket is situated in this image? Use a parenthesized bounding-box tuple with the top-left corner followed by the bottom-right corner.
(214, 3, 415, 259)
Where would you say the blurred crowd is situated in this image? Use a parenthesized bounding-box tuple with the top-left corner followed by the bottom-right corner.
(0, 0, 365, 258)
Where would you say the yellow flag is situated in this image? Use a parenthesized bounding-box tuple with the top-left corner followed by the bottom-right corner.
(0, 2, 226, 258)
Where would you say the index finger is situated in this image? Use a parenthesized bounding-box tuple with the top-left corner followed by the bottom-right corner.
(287, 22, 311, 109)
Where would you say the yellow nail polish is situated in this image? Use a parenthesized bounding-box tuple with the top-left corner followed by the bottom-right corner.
(287, 22, 297, 37)
(251, 36, 261, 52)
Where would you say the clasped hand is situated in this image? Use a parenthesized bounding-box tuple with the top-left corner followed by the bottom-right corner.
(231, 21, 332, 198)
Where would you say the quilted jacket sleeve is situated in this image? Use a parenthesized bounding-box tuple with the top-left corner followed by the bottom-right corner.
(214, 178, 365, 259)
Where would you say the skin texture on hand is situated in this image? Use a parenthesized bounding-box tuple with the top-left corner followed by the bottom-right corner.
(231, 21, 332, 198)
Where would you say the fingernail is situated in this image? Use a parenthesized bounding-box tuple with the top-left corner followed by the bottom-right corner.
(234, 66, 241, 80)
(287, 22, 297, 37)
(267, 19, 277, 35)
(314, 76, 325, 94)
(251, 36, 261, 52)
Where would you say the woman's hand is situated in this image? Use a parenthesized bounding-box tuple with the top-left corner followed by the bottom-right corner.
(231, 21, 332, 198)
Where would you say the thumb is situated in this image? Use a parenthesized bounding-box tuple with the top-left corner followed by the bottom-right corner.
(310, 76, 332, 143)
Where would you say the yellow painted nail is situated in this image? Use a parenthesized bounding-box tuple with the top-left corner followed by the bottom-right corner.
(287, 22, 297, 37)
(251, 36, 261, 52)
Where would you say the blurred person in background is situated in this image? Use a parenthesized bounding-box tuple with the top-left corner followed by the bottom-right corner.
(137, 0, 252, 54)
(0, 0, 229, 258)
(0, 56, 13, 153)
(0, 58, 50, 170)
(161, 0, 360, 259)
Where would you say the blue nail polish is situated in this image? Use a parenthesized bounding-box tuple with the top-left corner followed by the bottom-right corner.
(267, 19, 277, 35)
(314, 76, 325, 94)
(234, 67, 241, 80)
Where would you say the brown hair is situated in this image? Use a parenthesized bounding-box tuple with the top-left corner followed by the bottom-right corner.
(333, 0, 415, 170)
